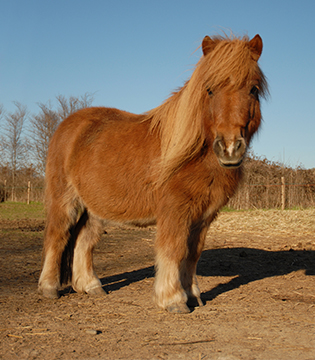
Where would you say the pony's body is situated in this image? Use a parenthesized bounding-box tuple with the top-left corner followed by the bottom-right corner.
(39, 34, 268, 313)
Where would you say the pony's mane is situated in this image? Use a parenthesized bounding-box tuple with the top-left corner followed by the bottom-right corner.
(145, 34, 268, 185)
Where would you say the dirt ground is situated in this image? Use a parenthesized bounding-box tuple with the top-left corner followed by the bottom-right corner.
(0, 210, 314, 360)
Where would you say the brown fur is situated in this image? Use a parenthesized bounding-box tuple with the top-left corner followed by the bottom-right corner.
(38, 34, 268, 313)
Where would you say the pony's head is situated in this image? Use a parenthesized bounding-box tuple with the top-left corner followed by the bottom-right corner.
(147, 34, 268, 184)
(202, 34, 268, 169)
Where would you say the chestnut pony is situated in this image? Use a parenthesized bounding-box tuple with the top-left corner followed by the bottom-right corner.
(39, 34, 268, 313)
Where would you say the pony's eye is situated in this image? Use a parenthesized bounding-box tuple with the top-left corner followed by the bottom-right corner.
(250, 85, 259, 98)
(206, 87, 213, 96)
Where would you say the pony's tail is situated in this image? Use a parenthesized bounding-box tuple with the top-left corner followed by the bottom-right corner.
(59, 230, 75, 286)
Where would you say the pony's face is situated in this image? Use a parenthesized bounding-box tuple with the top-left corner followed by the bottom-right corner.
(202, 34, 266, 169)
(207, 83, 262, 168)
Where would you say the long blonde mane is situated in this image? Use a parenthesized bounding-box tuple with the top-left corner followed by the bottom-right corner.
(145, 34, 268, 185)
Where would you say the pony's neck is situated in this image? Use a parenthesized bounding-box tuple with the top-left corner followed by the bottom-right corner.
(146, 79, 208, 185)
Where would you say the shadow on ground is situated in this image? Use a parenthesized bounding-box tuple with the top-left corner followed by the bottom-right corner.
(99, 247, 315, 304)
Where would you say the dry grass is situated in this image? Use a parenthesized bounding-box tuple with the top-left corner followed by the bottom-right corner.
(0, 207, 314, 359)
(210, 208, 315, 236)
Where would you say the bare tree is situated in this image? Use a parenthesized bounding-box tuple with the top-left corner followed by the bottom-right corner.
(0, 104, 5, 165)
(2, 102, 28, 200)
(29, 93, 94, 175)
(29, 101, 60, 175)
(56, 93, 95, 122)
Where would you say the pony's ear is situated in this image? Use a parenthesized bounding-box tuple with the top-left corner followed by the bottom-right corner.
(202, 36, 216, 56)
(248, 34, 263, 61)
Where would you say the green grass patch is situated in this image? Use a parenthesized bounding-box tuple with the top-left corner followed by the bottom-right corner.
(0, 202, 45, 221)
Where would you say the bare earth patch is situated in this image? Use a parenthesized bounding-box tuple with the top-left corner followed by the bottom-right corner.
(0, 210, 314, 359)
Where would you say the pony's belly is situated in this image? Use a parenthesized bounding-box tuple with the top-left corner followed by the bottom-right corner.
(79, 190, 156, 225)
(101, 217, 157, 228)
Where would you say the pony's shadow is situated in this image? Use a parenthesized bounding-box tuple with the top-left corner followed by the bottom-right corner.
(98, 247, 315, 305)
(100, 266, 155, 293)
(198, 247, 315, 302)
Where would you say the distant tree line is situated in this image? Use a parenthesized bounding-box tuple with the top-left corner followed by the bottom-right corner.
(229, 154, 315, 210)
(0, 93, 94, 201)
(0, 93, 315, 208)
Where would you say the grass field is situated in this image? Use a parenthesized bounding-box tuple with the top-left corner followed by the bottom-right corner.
(0, 202, 45, 221)
(0, 202, 314, 228)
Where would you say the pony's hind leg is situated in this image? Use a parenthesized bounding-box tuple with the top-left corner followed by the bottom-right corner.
(38, 199, 78, 299)
(71, 210, 105, 296)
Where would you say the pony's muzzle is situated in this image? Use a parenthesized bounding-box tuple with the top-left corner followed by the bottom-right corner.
(213, 136, 246, 168)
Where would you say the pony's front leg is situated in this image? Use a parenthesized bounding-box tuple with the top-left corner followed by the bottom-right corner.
(154, 226, 190, 314)
(72, 212, 105, 296)
(180, 263, 203, 308)
(180, 223, 210, 308)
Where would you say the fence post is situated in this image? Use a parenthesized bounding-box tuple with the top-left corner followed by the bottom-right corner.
(27, 181, 31, 205)
(281, 177, 285, 210)
(246, 187, 250, 209)
(266, 176, 269, 209)
(4, 180, 7, 202)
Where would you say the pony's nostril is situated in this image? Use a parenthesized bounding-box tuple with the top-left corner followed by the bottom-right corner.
(235, 140, 242, 151)
(218, 140, 225, 151)
(213, 137, 225, 156)
(235, 138, 246, 154)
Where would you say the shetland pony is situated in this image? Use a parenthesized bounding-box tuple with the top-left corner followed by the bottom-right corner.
(39, 34, 268, 313)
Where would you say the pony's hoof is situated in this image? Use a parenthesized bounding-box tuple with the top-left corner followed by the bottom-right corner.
(38, 287, 60, 299)
(87, 286, 107, 296)
(166, 303, 191, 314)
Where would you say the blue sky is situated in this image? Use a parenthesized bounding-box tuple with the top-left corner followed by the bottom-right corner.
(1, 0, 315, 168)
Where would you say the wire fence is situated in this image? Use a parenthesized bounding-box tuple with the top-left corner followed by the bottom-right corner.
(1, 177, 315, 210)
(228, 178, 315, 210)
(0, 181, 44, 204)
